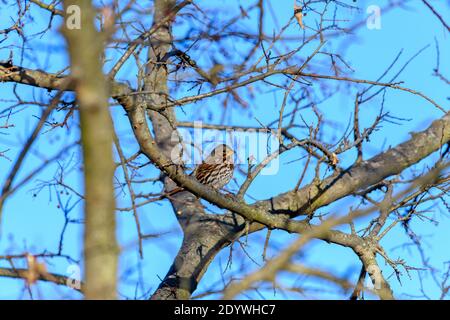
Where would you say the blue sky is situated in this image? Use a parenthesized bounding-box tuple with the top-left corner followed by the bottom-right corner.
(0, 0, 449, 299)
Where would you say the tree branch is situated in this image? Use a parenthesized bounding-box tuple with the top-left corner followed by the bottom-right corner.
(0, 267, 83, 293)
(63, 0, 118, 300)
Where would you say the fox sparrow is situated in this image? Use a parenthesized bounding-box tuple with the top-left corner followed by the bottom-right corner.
(167, 144, 235, 196)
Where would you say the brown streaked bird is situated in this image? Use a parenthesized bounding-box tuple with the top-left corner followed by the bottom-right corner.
(166, 144, 235, 196)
